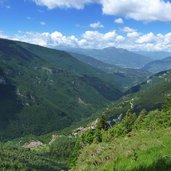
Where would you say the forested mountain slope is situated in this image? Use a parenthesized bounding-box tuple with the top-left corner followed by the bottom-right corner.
(0, 38, 128, 140)
(71, 52, 150, 90)
(101, 69, 171, 121)
(143, 56, 171, 73)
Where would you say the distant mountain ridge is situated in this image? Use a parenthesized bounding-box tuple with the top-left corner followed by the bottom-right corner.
(70, 52, 150, 90)
(59, 46, 152, 69)
(143, 56, 171, 73)
(135, 50, 171, 60)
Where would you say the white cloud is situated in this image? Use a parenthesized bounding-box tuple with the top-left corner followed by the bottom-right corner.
(136, 32, 155, 44)
(33, 0, 97, 9)
(0, 30, 124, 49)
(89, 21, 104, 29)
(114, 18, 124, 24)
(32, 0, 171, 22)
(101, 0, 171, 22)
(127, 31, 140, 38)
(121, 27, 140, 38)
(121, 27, 136, 33)
(81, 30, 125, 48)
(82, 30, 116, 41)
(10, 31, 81, 47)
(1, 28, 171, 51)
(126, 31, 171, 51)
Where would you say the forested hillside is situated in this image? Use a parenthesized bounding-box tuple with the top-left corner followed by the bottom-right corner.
(0, 38, 129, 140)
(71, 52, 150, 90)
(100, 69, 171, 122)
(71, 98, 171, 171)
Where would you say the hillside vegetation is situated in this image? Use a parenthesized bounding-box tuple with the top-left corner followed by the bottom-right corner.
(0, 38, 130, 140)
(0, 98, 170, 171)
(101, 69, 171, 122)
(0, 38, 170, 171)
(71, 52, 150, 90)
(71, 99, 171, 171)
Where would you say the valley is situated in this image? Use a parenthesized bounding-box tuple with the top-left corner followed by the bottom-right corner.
(0, 39, 170, 171)
(1, 1, 171, 170)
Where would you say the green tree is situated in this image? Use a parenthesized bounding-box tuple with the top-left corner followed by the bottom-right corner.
(122, 109, 137, 133)
(93, 129, 102, 143)
(162, 97, 171, 111)
(134, 109, 147, 130)
(97, 115, 109, 130)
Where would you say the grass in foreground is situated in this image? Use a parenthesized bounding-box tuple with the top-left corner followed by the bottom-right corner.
(73, 128, 171, 171)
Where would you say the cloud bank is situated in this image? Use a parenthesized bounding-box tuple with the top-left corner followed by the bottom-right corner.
(33, 0, 171, 22)
(33, 0, 97, 9)
(1, 27, 171, 51)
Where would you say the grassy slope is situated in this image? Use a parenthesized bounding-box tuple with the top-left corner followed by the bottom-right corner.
(1, 106, 171, 171)
(70, 70, 171, 171)
(73, 128, 171, 171)
(71, 103, 171, 171)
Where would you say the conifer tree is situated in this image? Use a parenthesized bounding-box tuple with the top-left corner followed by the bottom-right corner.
(97, 115, 109, 130)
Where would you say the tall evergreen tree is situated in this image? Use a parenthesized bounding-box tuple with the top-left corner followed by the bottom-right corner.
(97, 115, 109, 130)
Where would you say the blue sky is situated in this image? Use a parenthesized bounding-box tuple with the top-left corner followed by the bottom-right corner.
(1, 0, 171, 51)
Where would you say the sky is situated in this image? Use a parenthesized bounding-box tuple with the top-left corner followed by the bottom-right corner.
(1, 0, 171, 51)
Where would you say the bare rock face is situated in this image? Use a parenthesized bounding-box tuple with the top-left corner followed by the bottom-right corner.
(49, 134, 58, 145)
(23, 141, 44, 149)
(72, 119, 99, 136)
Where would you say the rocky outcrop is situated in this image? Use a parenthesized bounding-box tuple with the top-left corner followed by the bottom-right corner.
(23, 141, 44, 149)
